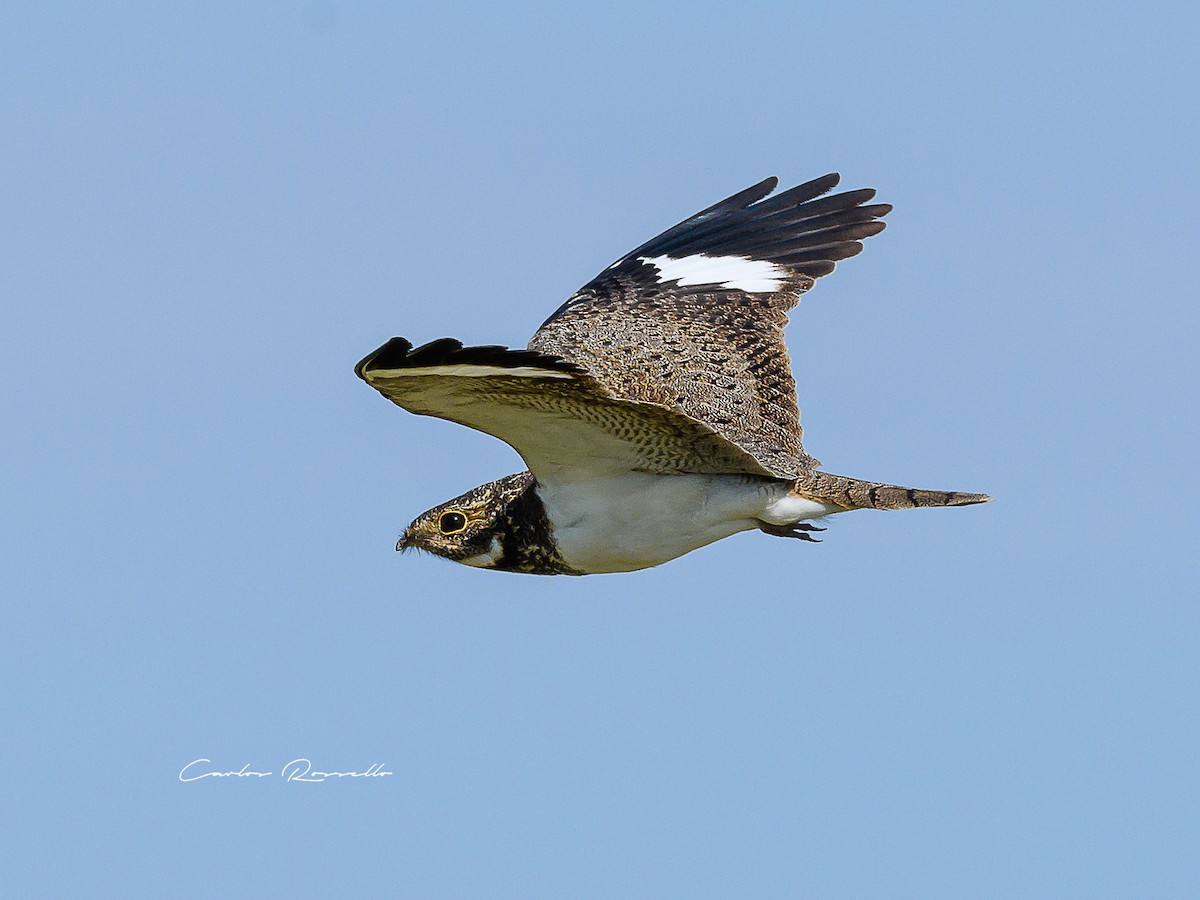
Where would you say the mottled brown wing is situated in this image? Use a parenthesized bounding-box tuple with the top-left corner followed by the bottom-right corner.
(354, 337, 781, 479)
(528, 174, 891, 479)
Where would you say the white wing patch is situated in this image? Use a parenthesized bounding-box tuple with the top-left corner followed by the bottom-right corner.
(639, 253, 785, 293)
(366, 364, 577, 380)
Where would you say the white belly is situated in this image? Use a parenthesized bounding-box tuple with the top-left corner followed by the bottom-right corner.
(536, 472, 836, 574)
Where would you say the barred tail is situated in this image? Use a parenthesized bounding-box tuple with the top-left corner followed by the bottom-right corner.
(794, 471, 991, 511)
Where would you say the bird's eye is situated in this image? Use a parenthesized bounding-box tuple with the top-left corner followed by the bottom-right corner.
(438, 511, 468, 535)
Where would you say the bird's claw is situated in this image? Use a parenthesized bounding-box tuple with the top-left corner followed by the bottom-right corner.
(759, 522, 826, 542)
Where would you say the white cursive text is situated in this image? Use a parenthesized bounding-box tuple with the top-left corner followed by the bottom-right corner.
(179, 758, 393, 783)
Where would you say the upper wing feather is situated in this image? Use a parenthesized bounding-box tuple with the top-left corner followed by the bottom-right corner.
(355, 337, 780, 480)
(528, 173, 891, 478)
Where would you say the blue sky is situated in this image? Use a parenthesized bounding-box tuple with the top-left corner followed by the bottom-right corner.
(4, 2, 1198, 896)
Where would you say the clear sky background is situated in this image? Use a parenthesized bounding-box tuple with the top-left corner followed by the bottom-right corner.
(4, 2, 1198, 897)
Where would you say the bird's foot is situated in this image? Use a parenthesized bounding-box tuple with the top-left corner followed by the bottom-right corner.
(759, 522, 826, 542)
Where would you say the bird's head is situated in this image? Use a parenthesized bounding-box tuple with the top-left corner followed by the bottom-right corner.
(396, 472, 535, 569)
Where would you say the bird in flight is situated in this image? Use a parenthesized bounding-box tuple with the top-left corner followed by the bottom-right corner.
(356, 174, 989, 575)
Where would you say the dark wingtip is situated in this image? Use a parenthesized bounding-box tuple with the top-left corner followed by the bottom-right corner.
(811, 172, 841, 195)
(819, 241, 865, 262)
(355, 336, 412, 380)
(771, 172, 843, 207)
(405, 337, 467, 367)
(700, 176, 780, 216)
(355, 335, 588, 380)
(797, 260, 838, 278)
(851, 220, 887, 239)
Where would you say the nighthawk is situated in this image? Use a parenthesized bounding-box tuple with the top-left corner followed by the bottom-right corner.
(356, 174, 989, 575)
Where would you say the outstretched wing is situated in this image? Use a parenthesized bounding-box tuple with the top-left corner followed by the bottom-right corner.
(529, 173, 890, 478)
(355, 337, 781, 480)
